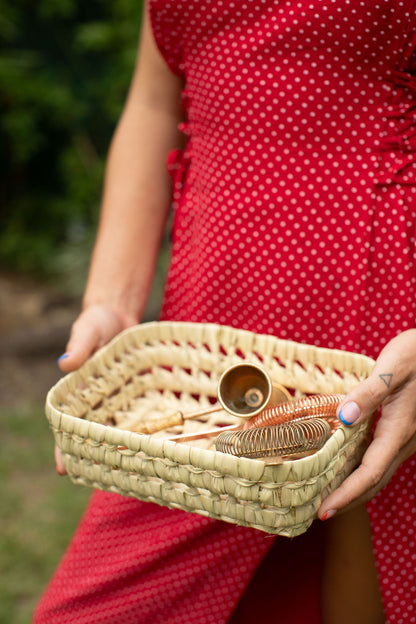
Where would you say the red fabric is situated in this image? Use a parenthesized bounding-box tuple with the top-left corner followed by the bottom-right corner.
(34, 493, 324, 623)
(35, 2, 416, 622)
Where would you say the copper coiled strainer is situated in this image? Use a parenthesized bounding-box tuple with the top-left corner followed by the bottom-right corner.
(169, 392, 344, 461)
(215, 418, 332, 459)
(243, 393, 344, 429)
(215, 393, 344, 460)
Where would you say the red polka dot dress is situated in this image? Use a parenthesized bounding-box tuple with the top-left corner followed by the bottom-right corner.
(34, 2, 416, 623)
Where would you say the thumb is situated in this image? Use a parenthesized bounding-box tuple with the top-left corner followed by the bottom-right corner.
(57, 305, 125, 373)
(337, 377, 386, 427)
(57, 319, 101, 373)
(337, 353, 397, 428)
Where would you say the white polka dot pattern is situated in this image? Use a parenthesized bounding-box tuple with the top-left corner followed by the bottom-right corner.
(33, 3, 416, 623)
(151, 0, 416, 359)
(151, 1, 416, 622)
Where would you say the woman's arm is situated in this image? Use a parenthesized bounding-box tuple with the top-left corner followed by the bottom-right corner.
(59, 2, 184, 372)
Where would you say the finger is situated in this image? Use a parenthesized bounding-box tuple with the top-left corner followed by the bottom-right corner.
(57, 317, 101, 372)
(57, 305, 125, 373)
(318, 430, 416, 518)
(337, 376, 390, 427)
(319, 437, 396, 517)
(54, 445, 67, 476)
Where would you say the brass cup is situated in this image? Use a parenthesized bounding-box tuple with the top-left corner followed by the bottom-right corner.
(217, 362, 291, 419)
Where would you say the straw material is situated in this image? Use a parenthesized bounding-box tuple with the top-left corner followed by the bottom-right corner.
(46, 322, 375, 537)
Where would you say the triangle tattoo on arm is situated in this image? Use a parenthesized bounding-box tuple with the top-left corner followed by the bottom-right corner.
(379, 373, 393, 389)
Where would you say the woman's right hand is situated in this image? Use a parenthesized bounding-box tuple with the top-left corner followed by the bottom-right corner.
(55, 304, 137, 474)
(57, 304, 136, 374)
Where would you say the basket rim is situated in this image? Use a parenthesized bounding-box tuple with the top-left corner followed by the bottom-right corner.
(46, 321, 375, 482)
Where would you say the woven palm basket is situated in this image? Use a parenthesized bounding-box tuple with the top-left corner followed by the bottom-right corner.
(46, 322, 375, 537)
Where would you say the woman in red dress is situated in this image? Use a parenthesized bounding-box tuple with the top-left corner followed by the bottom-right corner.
(35, 1, 416, 622)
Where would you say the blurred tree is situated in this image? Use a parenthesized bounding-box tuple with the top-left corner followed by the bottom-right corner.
(0, 0, 143, 282)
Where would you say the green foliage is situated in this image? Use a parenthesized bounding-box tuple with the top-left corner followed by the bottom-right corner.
(0, 0, 143, 279)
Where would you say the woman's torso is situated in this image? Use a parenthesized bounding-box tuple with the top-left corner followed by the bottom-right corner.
(150, 0, 416, 359)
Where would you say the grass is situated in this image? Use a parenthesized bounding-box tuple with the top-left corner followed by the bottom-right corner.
(0, 405, 90, 624)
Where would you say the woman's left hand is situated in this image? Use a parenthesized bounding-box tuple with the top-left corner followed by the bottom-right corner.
(318, 329, 416, 520)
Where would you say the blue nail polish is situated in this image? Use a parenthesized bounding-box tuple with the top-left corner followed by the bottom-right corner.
(338, 401, 361, 426)
(57, 353, 70, 364)
(338, 410, 352, 426)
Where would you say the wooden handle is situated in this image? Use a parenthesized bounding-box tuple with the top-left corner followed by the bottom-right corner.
(133, 411, 184, 434)
(133, 404, 222, 435)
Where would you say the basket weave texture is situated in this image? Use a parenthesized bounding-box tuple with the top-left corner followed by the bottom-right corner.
(46, 322, 375, 537)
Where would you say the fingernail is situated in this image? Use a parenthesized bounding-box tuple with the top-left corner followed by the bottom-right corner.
(321, 509, 337, 521)
(57, 352, 70, 364)
(338, 401, 361, 426)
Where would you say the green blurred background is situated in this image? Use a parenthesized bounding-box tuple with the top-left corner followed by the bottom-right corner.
(1, 0, 143, 284)
(0, 2, 171, 621)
